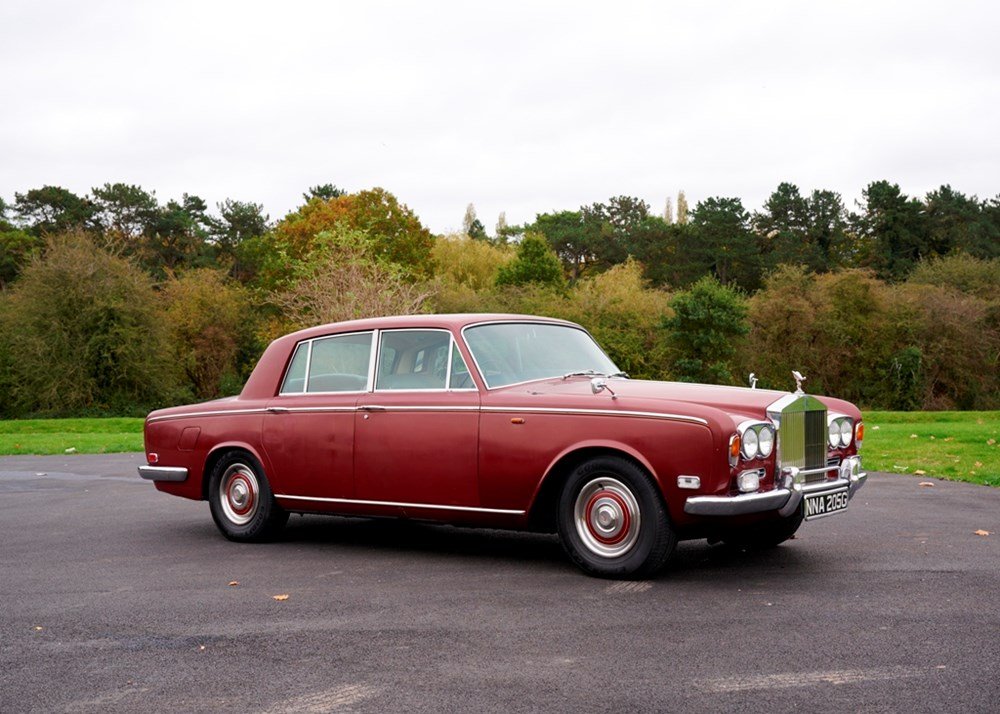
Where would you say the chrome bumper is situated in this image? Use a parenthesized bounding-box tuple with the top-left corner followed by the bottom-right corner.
(138, 465, 188, 482)
(684, 458, 867, 517)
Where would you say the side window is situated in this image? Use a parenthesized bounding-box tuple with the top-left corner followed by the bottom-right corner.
(280, 343, 309, 394)
(449, 344, 474, 389)
(376, 330, 449, 390)
(307, 332, 373, 392)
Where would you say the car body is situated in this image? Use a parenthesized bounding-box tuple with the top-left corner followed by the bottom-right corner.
(140, 313, 867, 577)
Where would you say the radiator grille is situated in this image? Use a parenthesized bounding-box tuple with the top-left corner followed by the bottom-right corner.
(775, 394, 828, 482)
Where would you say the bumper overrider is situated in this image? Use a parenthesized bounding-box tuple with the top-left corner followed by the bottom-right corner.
(684, 456, 867, 517)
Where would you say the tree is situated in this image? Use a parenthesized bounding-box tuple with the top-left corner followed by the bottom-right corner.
(690, 197, 761, 290)
(924, 185, 998, 259)
(303, 184, 345, 202)
(90, 183, 159, 241)
(754, 182, 812, 268)
(14, 186, 96, 234)
(581, 195, 650, 269)
(852, 180, 929, 280)
(0, 228, 41, 288)
(676, 190, 689, 225)
(212, 199, 269, 253)
(665, 275, 749, 384)
(0, 232, 178, 416)
(462, 203, 487, 240)
(532, 210, 587, 279)
(664, 197, 674, 224)
(144, 194, 212, 274)
(495, 212, 509, 240)
(495, 233, 566, 289)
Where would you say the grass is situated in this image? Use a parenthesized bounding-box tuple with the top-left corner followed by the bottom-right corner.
(862, 411, 1000, 487)
(0, 418, 144, 455)
(0, 412, 997, 487)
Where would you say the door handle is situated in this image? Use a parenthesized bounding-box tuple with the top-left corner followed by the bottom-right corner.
(358, 405, 387, 412)
(266, 406, 290, 413)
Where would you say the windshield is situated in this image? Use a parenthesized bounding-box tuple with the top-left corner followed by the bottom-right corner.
(464, 322, 619, 389)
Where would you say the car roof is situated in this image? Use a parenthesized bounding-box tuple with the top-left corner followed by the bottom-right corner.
(282, 313, 581, 342)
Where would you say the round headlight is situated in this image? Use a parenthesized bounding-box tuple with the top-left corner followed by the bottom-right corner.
(828, 420, 841, 448)
(840, 419, 852, 447)
(741, 427, 759, 459)
(758, 426, 774, 457)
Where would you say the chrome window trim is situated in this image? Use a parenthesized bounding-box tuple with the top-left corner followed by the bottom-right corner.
(273, 493, 525, 515)
(460, 320, 620, 391)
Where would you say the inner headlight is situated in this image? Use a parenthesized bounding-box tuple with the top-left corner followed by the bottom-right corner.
(828, 420, 841, 448)
(758, 426, 774, 457)
(839, 419, 853, 447)
(741, 428, 759, 460)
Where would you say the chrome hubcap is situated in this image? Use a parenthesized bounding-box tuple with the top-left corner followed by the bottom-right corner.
(574, 477, 641, 558)
(220, 463, 259, 526)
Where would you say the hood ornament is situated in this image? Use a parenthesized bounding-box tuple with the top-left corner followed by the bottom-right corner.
(748, 372, 758, 390)
(791, 370, 806, 395)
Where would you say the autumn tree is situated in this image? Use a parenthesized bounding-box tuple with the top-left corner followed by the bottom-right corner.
(676, 190, 689, 225)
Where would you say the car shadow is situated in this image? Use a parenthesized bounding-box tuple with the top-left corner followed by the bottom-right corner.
(273, 514, 816, 579)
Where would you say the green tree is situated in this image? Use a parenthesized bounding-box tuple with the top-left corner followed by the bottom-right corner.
(0, 228, 41, 288)
(665, 275, 749, 384)
(303, 184, 346, 202)
(0, 233, 178, 416)
(581, 195, 650, 269)
(496, 233, 566, 289)
(924, 185, 998, 259)
(211, 199, 269, 253)
(14, 186, 96, 234)
(690, 197, 761, 290)
(532, 210, 587, 279)
(90, 183, 159, 241)
(462, 203, 487, 240)
(853, 180, 930, 280)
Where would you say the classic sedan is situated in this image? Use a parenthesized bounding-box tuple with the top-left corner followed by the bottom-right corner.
(140, 314, 866, 577)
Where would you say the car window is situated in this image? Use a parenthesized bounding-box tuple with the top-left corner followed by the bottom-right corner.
(307, 332, 373, 392)
(464, 322, 618, 389)
(280, 342, 309, 393)
(376, 330, 449, 390)
(449, 344, 475, 389)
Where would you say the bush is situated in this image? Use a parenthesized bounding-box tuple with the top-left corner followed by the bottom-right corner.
(665, 276, 749, 384)
(907, 254, 1000, 301)
(495, 233, 566, 289)
(0, 233, 179, 416)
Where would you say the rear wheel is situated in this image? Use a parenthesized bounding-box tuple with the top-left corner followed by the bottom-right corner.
(208, 452, 288, 542)
(557, 456, 676, 578)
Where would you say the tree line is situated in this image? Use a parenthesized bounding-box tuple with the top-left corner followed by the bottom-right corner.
(0, 180, 997, 417)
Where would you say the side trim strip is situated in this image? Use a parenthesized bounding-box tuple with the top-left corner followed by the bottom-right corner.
(147, 408, 268, 423)
(481, 406, 708, 425)
(274, 493, 526, 515)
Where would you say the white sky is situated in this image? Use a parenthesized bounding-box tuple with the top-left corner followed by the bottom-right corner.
(2, 0, 998, 234)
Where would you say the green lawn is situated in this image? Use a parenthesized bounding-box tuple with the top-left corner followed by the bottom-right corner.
(862, 411, 1000, 487)
(0, 412, 997, 487)
(0, 418, 144, 455)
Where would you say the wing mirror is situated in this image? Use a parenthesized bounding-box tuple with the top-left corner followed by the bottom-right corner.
(590, 377, 617, 399)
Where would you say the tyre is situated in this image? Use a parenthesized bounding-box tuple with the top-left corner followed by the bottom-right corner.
(722, 510, 803, 549)
(557, 456, 676, 578)
(208, 452, 289, 542)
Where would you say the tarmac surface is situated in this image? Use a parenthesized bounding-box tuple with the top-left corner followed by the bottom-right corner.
(1, 453, 998, 713)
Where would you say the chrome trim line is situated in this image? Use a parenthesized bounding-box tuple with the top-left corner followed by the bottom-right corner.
(480, 406, 708, 426)
(138, 465, 188, 482)
(273, 494, 525, 515)
(147, 408, 268, 423)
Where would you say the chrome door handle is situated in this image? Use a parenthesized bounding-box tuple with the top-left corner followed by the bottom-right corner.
(266, 406, 290, 413)
(358, 405, 387, 412)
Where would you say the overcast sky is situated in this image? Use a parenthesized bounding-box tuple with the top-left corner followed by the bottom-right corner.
(2, 0, 997, 235)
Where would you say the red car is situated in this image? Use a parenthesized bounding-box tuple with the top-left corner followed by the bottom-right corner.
(140, 314, 866, 578)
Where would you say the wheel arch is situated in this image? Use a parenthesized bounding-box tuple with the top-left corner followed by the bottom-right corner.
(201, 442, 271, 501)
(527, 441, 662, 532)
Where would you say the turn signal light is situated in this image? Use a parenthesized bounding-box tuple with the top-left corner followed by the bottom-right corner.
(728, 434, 741, 467)
(855, 421, 864, 447)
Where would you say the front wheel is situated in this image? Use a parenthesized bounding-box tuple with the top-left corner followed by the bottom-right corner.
(557, 456, 676, 578)
(208, 452, 288, 542)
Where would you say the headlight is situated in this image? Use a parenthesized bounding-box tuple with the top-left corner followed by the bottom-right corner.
(840, 419, 853, 447)
(741, 428, 758, 459)
(829, 420, 841, 448)
(758, 426, 774, 457)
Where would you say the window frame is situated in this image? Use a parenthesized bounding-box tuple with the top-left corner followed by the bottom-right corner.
(277, 330, 377, 396)
(373, 328, 478, 393)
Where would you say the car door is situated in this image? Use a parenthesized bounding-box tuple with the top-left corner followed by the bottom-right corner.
(261, 330, 375, 502)
(353, 329, 481, 509)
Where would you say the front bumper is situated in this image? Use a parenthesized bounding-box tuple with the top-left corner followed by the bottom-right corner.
(684, 457, 867, 517)
(138, 465, 188, 482)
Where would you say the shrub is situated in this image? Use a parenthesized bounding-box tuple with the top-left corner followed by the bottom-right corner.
(665, 276, 749, 384)
(0, 233, 179, 416)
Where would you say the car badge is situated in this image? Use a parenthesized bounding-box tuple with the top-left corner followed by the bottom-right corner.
(792, 370, 806, 395)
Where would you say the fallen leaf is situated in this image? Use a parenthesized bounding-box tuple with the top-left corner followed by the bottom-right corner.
(988, 439, 996, 446)
(33, 626, 43, 631)
(943, 437, 954, 442)
(974, 530, 991, 537)
(272, 594, 289, 601)
(914, 469, 926, 476)
(228, 581, 239, 587)
(198, 644, 206, 651)
(975, 461, 983, 468)
(64, 447, 76, 454)
(871, 425, 880, 430)
(919, 482, 935, 487)
(909, 434, 918, 439)
(929, 435, 936, 440)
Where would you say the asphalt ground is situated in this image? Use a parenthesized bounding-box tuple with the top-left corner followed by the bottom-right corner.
(1, 454, 998, 713)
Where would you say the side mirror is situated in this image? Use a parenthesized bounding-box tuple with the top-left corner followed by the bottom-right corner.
(591, 377, 617, 399)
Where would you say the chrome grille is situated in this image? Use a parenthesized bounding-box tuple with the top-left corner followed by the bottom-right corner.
(772, 394, 828, 483)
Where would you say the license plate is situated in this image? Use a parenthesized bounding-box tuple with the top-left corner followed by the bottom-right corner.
(803, 488, 849, 520)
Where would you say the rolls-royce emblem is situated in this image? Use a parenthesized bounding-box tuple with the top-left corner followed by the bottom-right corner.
(748, 372, 758, 389)
(792, 370, 806, 394)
